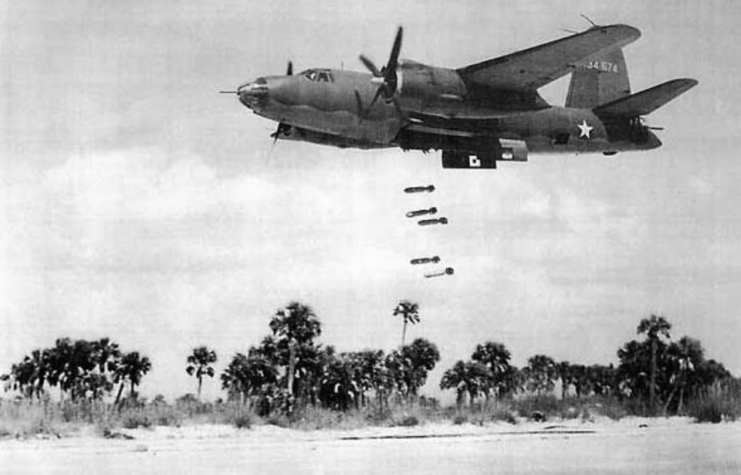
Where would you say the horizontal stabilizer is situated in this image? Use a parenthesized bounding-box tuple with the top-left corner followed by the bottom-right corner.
(593, 78, 698, 117)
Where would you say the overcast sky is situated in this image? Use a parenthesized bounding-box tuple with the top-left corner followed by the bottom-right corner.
(2, 0, 740, 401)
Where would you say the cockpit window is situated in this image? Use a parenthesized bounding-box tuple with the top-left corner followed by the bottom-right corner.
(300, 69, 333, 82)
(302, 70, 318, 81)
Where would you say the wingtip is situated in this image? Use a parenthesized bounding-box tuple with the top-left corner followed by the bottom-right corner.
(670, 78, 699, 90)
(582, 24, 641, 46)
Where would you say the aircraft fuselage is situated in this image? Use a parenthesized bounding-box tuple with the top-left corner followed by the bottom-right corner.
(238, 65, 660, 160)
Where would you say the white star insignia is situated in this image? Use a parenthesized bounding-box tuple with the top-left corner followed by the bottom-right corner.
(577, 120, 594, 139)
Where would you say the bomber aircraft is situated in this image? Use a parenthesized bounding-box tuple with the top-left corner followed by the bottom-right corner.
(223, 24, 697, 169)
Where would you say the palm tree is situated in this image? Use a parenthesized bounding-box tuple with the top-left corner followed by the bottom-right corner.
(91, 338, 121, 374)
(398, 338, 440, 399)
(88, 338, 121, 399)
(524, 354, 557, 395)
(269, 301, 322, 346)
(440, 360, 489, 407)
(343, 350, 384, 408)
(664, 336, 703, 414)
(4, 357, 37, 398)
(569, 364, 588, 398)
(221, 352, 278, 405)
(471, 341, 512, 400)
(556, 361, 572, 399)
(587, 364, 616, 396)
(637, 314, 671, 412)
(269, 301, 322, 402)
(319, 355, 357, 411)
(114, 351, 152, 404)
(393, 300, 420, 346)
(186, 346, 218, 400)
(26, 349, 51, 399)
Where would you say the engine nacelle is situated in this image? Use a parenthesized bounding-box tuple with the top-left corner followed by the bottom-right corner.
(441, 139, 528, 169)
(399, 61, 467, 104)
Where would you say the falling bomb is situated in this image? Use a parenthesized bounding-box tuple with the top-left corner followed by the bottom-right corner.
(406, 207, 438, 218)
(418, 217, 448, 226)
(424, 267, 455, 278)
(410, 256, 441, 265)
(404, 185, 435, 194)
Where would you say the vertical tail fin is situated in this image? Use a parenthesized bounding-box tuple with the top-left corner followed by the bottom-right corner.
(566, 47, 631, 108)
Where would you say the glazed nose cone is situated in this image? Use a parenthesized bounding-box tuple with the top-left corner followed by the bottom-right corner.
(238, 77, 268, 110)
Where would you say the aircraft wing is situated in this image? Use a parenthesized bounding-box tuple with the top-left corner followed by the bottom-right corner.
(457, 25, 641, 91)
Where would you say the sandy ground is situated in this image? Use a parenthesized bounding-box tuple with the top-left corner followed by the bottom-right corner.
(1, 417, 740, 474)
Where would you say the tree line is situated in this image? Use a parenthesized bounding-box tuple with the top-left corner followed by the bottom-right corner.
(2, 305, 735, 417)
(1, 337, 151, 404)
(440, 314, 732, 415)
(218, 301, 440, 414)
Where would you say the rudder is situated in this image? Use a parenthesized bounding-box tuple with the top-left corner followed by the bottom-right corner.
(565, 47, 630, 108)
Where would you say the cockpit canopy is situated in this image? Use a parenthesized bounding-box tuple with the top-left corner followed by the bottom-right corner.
(300, 69, 334, 83)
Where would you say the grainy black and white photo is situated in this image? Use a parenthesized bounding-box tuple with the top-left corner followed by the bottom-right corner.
(1, 1, 740, 473)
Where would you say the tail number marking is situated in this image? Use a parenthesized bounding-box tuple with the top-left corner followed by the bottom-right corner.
(584, 60, 619, 73)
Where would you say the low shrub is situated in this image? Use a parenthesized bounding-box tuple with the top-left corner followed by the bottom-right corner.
(122, 413, 152, 429)
(234, 414, 252, 429)
(691, 402, 723, 423)
(512, 395, 560, 419)
(154, 412, 181, 427)
(0, 400, 65, 438)
(490, 409, 517, 425)
(593, 398, 628, 421)
(265, 415, 289, 428)
(687, 383, 741, 423)
(394, 415, 419, 427)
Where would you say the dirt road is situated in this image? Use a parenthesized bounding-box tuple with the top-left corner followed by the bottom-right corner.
(1, 421, 739, 474)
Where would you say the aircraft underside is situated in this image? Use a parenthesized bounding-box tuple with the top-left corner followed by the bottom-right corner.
(271, 103, 662, 169)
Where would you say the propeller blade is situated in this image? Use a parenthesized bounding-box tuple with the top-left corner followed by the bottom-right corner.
(270, 123, 290, 145)
(390, 95, 408, 122)
(359, 55, 383, 77)
(367, 87, 384, 112)
(387, 27, 403, 72)
(359, 27, 405, 114)
(219, 90, 238, 94)
(354, 90, 367, 119)
(286, 61, 293, 76)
